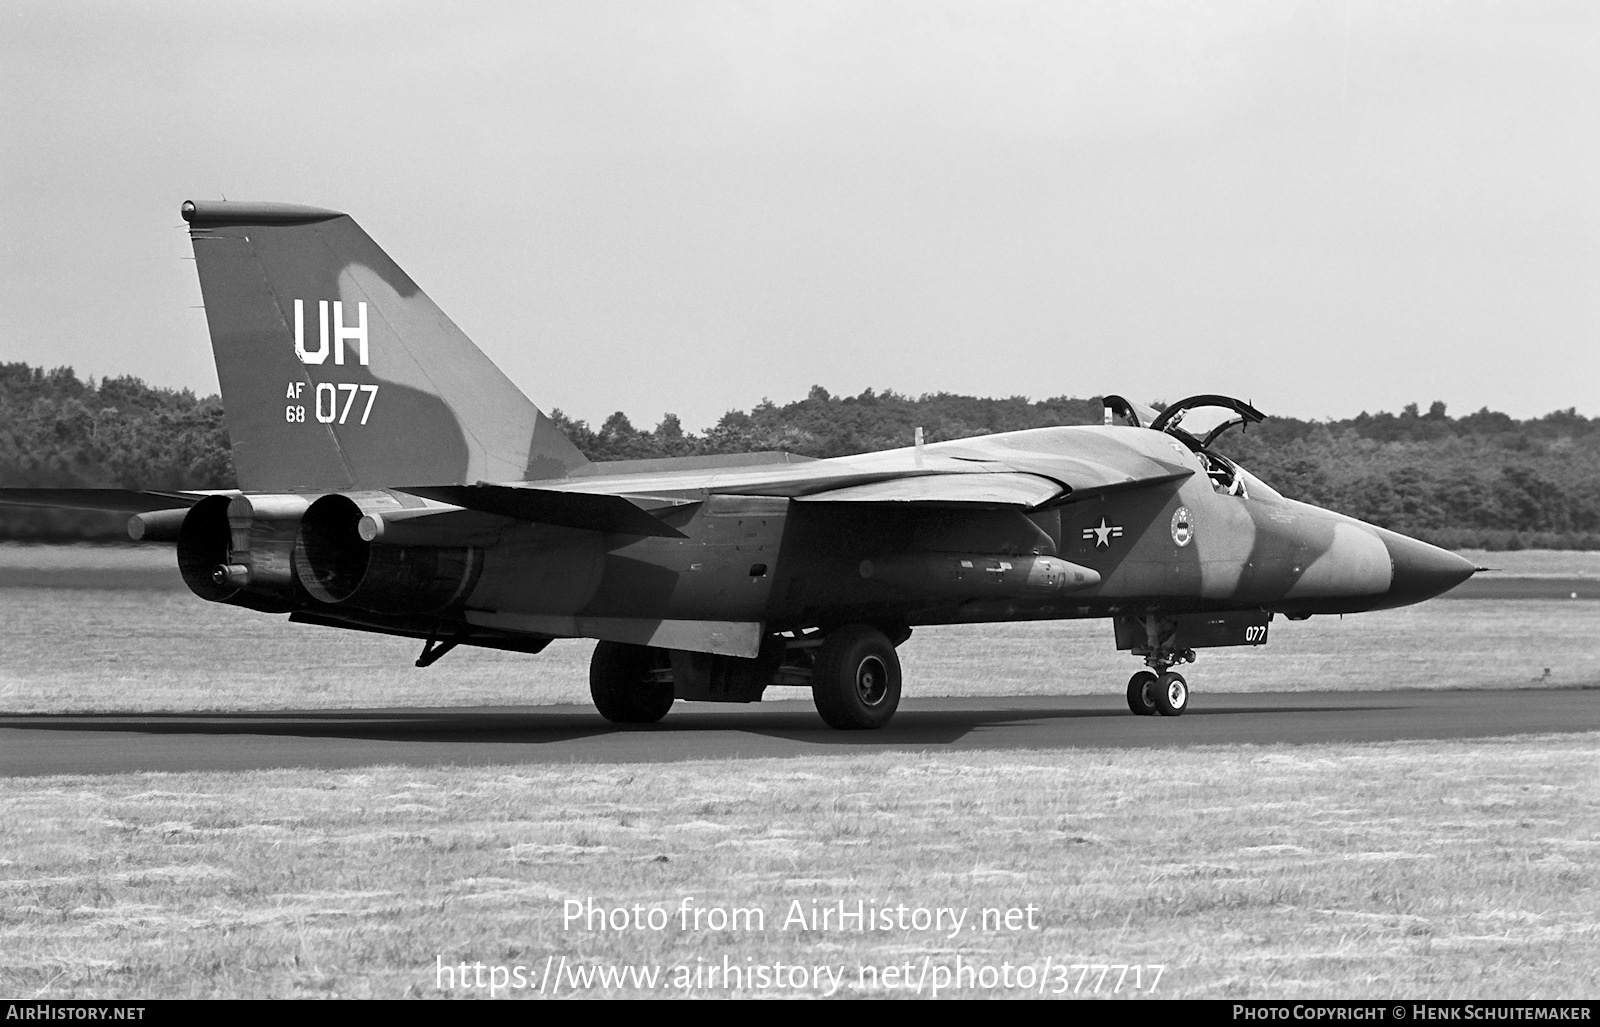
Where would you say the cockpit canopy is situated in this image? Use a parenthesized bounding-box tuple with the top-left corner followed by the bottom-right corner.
(1103, 394, 1278, 500)
(1104, 393, 1265, 449)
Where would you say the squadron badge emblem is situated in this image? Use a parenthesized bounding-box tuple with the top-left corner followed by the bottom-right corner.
(1170, 506, 1193, 547)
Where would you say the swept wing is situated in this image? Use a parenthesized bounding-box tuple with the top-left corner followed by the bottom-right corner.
(402, 425, 1195, 529)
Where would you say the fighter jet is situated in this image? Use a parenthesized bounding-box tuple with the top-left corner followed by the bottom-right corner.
(1, 201, 1478, 729)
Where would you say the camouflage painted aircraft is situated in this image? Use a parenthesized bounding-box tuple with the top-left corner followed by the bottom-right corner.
(2, 201, 1478, 729)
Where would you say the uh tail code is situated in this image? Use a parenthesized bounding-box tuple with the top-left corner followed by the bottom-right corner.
(285, 299, 377, 425)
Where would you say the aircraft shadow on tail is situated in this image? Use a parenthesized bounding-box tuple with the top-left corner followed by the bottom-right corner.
(0, 201, 1478, 729)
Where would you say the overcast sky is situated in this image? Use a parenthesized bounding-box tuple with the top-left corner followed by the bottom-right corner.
(3, 0, 1595, 431)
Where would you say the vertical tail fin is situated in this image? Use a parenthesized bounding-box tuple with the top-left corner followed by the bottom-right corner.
(182, 200, 587, 491)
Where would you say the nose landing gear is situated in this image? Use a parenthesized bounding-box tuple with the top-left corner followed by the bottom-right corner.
(1124, 613, 1196, 717)
(1128, 662, 1191, 717)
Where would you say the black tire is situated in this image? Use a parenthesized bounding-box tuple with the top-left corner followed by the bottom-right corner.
(590, 641, 674, 724)
(812, 624, 901, 730)
(1154, 671, 1188, 717)
(1126, 671, 1159, 716)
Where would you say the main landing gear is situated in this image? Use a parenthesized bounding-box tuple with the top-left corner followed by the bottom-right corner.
(589, 641, 676, 724)
(587, 622, 907, 730)
(810, 624, 902, 730)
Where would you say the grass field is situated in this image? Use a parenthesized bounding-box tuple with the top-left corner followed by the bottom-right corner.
(2, 545, 1596, 1000)
(1, 737, 1595, 999)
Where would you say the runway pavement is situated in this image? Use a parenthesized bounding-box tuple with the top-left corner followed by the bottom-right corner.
(0, 688, 1595, 777)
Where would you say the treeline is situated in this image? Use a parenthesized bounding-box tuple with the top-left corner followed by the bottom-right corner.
(2, 364, 1596, 549)
(548, 387, 1105, 463)
(1219, 402, 1600, 551)
(0, 364, 232, 540)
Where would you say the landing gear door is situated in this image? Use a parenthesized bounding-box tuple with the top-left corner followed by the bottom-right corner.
(1148, 395, 1266, 451)
(1114, 610, 1272, 652)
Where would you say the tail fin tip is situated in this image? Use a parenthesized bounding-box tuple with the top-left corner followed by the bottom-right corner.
(182, 199, 345, 226)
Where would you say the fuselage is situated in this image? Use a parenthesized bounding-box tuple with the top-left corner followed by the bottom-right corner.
(451, 424, 1475, 649)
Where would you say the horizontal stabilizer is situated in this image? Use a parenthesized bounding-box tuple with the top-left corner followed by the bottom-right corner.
(0, 488, 207, 513)
(795, 472, 1064, 508)
(397, 484, 688, 538)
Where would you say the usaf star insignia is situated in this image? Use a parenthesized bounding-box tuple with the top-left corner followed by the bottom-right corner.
(1082, 516, 1124, 548)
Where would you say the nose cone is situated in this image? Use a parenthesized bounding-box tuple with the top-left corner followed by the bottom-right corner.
(1378, 530, 1478, 608)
